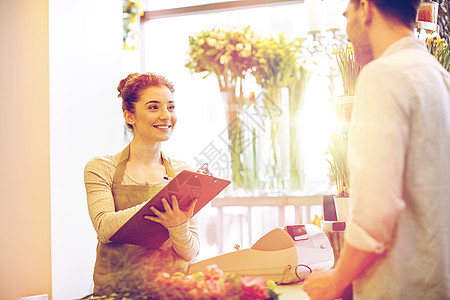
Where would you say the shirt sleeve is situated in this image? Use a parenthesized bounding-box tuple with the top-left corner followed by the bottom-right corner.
(84, 157, 145, 243)
(168, 215, 200, 261)
(344, 63, 410, 253)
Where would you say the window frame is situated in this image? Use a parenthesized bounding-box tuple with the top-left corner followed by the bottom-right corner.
(139, 0, 305, 69)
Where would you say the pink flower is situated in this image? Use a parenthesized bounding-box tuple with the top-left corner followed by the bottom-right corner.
(155, 272, 171, 288)
(187, 288, 202, 299)
(180, 275, 198, 291)
(154, 266, 276, 300)
(205, 279, 223, 294)
(171, 276, 187, 290)
(241, 276, 270, 299)
(204, 264, 224, 281)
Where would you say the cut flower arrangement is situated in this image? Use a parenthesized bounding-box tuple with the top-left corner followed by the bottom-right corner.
(185, 25, 260, 92)
(155, 264, 279, 300)
(185, 25, 261, 192)
(185, 24, 309, 193)
(80, 264, 279, 300)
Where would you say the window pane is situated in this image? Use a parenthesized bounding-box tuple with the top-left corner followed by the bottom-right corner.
(137, 2, 352, 260)
(142, 3, 337, 195)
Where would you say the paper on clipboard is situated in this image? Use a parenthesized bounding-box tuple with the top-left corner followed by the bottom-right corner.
(110, 170, 230, 248)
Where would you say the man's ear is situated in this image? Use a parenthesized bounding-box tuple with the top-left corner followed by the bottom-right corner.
(124, 110, 135, 126)
(359, 0, 374, 24)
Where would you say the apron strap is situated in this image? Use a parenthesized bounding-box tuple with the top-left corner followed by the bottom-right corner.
(112, 144, 176, 186)
(112, 144, 130, 186)
(161, 152, 176, 178)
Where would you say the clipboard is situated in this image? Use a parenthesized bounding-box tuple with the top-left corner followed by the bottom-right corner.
(110, 165, 230, 248)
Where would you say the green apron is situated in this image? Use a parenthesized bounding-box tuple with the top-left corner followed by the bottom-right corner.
(93, 144, 188, 293)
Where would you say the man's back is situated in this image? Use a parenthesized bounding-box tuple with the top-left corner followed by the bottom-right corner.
(350, 36, 450, 300)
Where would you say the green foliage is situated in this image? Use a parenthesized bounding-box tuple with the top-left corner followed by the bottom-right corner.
(185, 25, 261, 90)
(334, 44, 361, 95)
(79, 266, 185, 299)
(123, 0, 143, 50)
(185, 25, 309, 193)
(185, 25, 305, 91)
(251, 34, 304, 89)
(326, 132, 349, 197)
(427, 37, 450, 72)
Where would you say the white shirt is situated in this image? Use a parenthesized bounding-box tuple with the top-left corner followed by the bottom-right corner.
(345, 36, 450, 299)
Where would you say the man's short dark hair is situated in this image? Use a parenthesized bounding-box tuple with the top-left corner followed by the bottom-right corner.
(352, 0, 421, 27)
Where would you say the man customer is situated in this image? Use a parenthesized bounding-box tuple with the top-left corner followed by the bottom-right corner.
(303, 0, 450, 299)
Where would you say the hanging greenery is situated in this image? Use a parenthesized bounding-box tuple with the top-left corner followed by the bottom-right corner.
(123, 0, 143, 50)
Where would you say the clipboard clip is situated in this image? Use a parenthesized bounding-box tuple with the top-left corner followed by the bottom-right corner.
(197, 163, 213, 177)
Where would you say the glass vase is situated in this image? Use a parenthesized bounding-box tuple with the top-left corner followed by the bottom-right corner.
(220, 88, 254, 194)
(259, 86, 290, 194)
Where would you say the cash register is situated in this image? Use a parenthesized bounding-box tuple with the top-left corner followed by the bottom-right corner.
(188, 224, 334, 284)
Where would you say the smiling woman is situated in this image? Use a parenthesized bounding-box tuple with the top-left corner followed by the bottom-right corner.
(83, 72, 201, 295)
(120, 74, 177, 143)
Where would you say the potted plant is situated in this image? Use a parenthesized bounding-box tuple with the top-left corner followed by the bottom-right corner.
(334, 44, 361, 128)
(326, 132, 351, 221)
(324, 44, 360, 222)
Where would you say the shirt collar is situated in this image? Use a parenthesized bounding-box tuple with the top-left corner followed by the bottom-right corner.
(379, 35, 426, 58)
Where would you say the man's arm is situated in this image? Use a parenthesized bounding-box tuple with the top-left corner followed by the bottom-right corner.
(302, 243, 381, 300)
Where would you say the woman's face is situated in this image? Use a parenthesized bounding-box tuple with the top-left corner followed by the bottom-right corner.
(127, 85, 177, 142)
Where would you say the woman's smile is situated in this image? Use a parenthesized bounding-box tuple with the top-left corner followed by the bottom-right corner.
(153, 124, 172, 131)
(126, 85, 177, 142)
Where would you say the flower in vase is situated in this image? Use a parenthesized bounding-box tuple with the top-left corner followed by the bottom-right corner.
(334, 43, 362, 96)
(185, 25, 261, 90)
(251, 33, 304, 89)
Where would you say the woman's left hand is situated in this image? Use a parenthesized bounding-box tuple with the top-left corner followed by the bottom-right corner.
(144, 195, 197, 228)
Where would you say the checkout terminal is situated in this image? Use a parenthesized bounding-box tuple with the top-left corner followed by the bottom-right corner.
(188, 224, 334, 284)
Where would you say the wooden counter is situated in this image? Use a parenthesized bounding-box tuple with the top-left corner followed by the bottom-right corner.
(276, 284, 310, 299)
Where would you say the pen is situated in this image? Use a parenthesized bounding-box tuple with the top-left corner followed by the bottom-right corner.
(163, 176, 173, 180)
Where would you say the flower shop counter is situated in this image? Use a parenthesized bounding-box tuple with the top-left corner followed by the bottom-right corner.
(276, 283, 310, 299)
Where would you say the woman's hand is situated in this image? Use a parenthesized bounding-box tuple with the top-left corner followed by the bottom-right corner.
(144, 195, 197, 228)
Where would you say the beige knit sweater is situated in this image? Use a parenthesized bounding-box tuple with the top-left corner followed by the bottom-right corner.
(84, 155, 200, 261)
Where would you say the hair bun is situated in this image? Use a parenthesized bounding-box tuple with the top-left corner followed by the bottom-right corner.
(117, 73, 139, 98)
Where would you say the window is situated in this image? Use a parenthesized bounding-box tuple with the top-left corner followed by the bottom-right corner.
(135, 0, 346, 256)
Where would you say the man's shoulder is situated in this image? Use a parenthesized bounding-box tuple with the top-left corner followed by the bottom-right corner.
(363, 46, 444, 83)
(372, 38, 439, 72)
